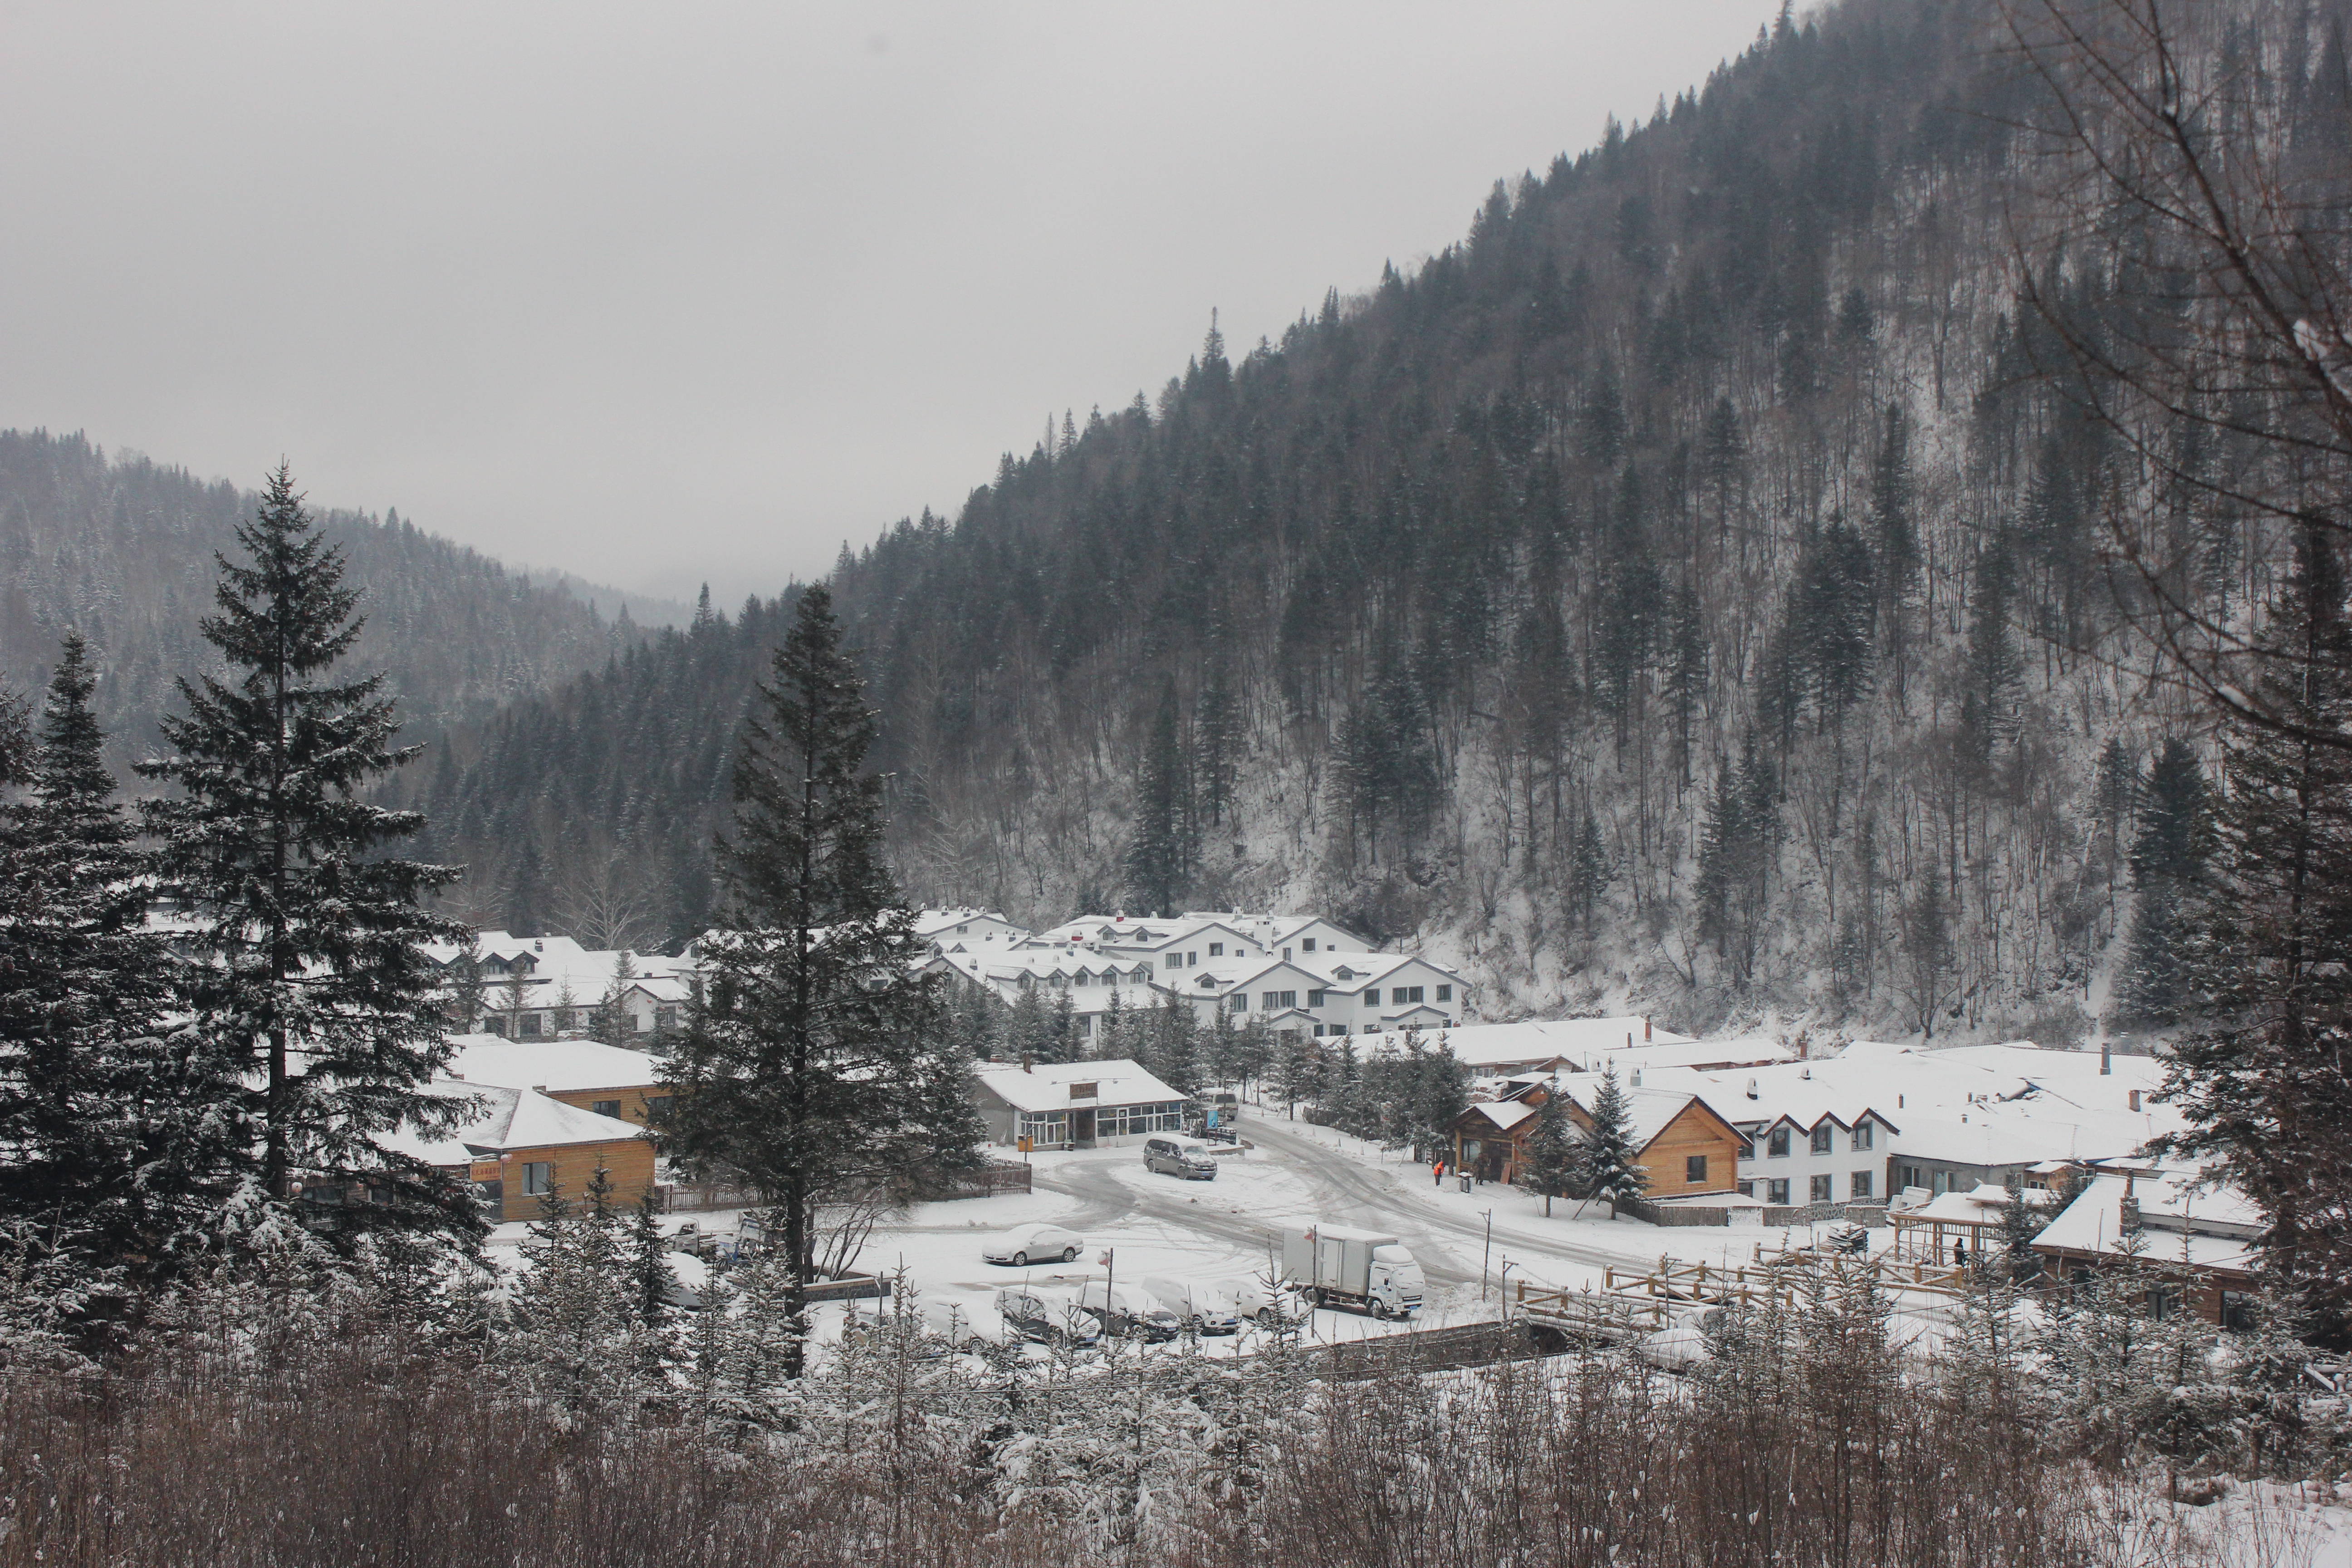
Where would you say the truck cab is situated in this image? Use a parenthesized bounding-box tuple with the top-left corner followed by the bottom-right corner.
(1367, 1243, 1426, 1318)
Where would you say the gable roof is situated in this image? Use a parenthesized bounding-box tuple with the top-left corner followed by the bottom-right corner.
(446, 1036, 665, 1094)
(380, 1081, 648, 1166)
(972, 1058, 1186, 1114)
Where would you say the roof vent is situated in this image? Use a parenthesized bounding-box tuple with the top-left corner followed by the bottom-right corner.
(534, 940, 544, 952)
(1801, 1067, 1812, 1080)
(1746, 1077, 1759, 1100)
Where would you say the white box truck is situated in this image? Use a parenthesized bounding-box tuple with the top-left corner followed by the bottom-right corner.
(1280, 1224, 1426, 1319)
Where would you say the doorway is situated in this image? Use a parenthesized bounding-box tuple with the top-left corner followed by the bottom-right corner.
(1072, 1108, 1096, 1148)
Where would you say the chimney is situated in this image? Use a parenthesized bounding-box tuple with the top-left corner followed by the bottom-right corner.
(2101, 1041, 2112, 1076)
(2119, 1172, 2141, 1233)
(1020, 1054, 1033, 1074)
(2128, 1089, 2141, 1112)
(1644, 1017, 1652, 1042)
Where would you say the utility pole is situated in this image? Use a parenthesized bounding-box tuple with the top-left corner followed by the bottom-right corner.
(1481, 1210, 1494, 1301)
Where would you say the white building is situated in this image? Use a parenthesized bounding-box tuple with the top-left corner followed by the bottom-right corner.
(929, 909, 1469, 1041)
(968, 1058, 1190, 1151)
(915, 907, 1029, 955)
(423, 931, 695, 1043)
(1636, 1038, 2182, 1205)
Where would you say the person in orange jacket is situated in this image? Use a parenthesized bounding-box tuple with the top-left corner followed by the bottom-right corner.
(1432, 1158, 1446, 1187)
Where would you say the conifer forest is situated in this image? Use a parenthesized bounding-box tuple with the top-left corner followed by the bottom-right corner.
(7, 0, 2352, 1563)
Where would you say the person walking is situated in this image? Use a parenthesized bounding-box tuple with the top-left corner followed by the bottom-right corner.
(1432, 1158, 1446, 1188)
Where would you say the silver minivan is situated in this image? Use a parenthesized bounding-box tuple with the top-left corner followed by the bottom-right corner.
(1142, 1136, 1219, 1180)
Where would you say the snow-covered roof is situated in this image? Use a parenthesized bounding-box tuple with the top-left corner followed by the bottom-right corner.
(973, 1058, 1187, 1113)
(912, 907, 1024, 939)
(446, 1036, 665, 1093)
(1550, 1077, 1720, 1152)
(379, 1080, 648, 1166)
(1361, 1016, 1697, 1069)
(2033, 1167, 2263, 1273)
(1636, 1039, 2177, 1169)
(1468, 1099, 1539, 1133)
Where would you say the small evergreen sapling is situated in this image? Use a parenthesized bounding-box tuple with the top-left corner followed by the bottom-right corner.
(1521, 1084, 1579, 1217)
(1576, 1065, 1649, 1218)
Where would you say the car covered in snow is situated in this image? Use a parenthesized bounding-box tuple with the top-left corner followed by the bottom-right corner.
(981, 1222, 1084, 1267)
(1139, 1274, 1240, 1334)
(1076, 1280, 1182, 1341)
(994, 1285, 1100, 1345)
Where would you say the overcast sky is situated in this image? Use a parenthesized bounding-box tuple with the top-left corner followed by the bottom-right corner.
(0, 3, 1779, 603)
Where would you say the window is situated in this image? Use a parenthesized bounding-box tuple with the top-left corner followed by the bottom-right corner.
(1362, 992, 1379, 1008)
(1852, 1122, 1875, 1151)
(1187, 951, 1198, 967)
(1208, 942, 1223, 956)
(1068, 1083, 1098, 1101)
(646, 1096, 672, 1121)
(1307, 989, 1326, 1007)
(1261, 990, 1296, 1011)
(1767, 1128, 1791, 1158)
(523, 1161, 554, 1196)
(1312, 1024, 1326, 1037)
(1811, 1125, 1834, 1155)
(2220, 1291, 2256, 1333)
(519, 1012, 546, 1039)
(1394, 986, 1426, 1004)
(1809, 1174, 1833, 1203)
(1736, 1137, 1755, 1161)
(592, 1100, 622, 1119)
(482, 1015, 507, 1037)
(1897, 1164, 1926, 1192)
(1164, 954, 1182, 970)
(1282, 947, 1292, 961)
(1850, 1171, 1873, 1199)
(1328, 1023, 1348, 1036)
(1766, 1178, 1791, 1205)
(1079, 1014, 1095, 1035)
(1737, 1180, 1754, 1197)
(1303, 938, 1317, 952)
(1436, 985, 1451, 1002)
(1685, 1155, 1708, 1184)
(1229, 994, 1247, 1013)
(656, 1006, 679, 1032)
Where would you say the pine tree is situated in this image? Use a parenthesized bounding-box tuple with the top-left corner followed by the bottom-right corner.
(2116, 738, 2211, 1028)
(1195, 644, 1242, 829)
(1575, 1067, 1648, 1217)
(2162, 528, 2352, 1328)
(138, 467, 472, 1246)
(1123, 678, 1192, 915)
(1869, 402, 1919, 705)
(1521, 1084, 1579, 1217)
(1568, 808, 1611, 934)
(659, 584, 942, 1378)
(1959, 533, 2024, 770)
(0, 634, 203, 1284)
(593, 948, 639, 1045)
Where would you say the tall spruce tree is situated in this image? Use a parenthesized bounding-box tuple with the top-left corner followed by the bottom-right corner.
(661, 584, 946, 1378)
(1576, 1066, 1648, 1218)
(0, 635, 202, 1279)
(2161, 529, 2352, 1328)
(2116, 738, 2212, 1028)
(139, 467, 472, 1247)
(1123, 678, 1192, 915)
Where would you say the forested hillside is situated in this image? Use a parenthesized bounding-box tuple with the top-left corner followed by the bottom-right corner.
(412, 0, 2347, 1040)
(0, 430, 656, 762)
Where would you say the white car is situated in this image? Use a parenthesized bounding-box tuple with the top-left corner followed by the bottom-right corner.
(981, 1222, 1084, 1267)
(1139, 1274, 1240, 1335)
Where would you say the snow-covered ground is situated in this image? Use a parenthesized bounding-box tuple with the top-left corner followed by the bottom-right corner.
(478, 1100, 1956, 1355)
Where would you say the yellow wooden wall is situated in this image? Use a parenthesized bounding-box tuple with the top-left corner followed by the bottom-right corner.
(490, 1136, 658, 1221)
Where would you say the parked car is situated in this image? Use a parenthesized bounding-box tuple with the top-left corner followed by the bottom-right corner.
(1142, 1137, 1220, 1180)
(922, 1299, 1005, 1351)
(1076, 1280, 1181, 1341)
(1139, 1274, 1240, 1335)
(994, 1285, 1099, 1345)
(982, 1222, 1084, 1266)
(1219, 1276, 1308, 1328)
